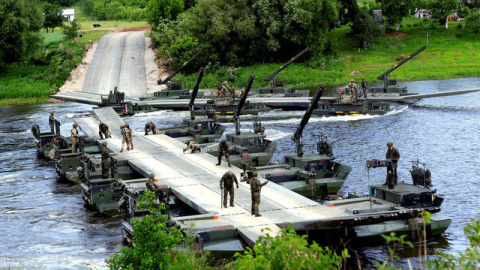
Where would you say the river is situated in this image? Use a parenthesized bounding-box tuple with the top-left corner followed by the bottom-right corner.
(1, 77, 480, 269)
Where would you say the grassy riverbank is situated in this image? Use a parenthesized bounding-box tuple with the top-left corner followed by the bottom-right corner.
(177, 17, 480, 92)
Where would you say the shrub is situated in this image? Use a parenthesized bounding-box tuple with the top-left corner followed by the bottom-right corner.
(465, 11, 480, 33)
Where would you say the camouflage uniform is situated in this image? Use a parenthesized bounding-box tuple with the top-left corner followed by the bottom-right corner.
(361, 77, 368, 98)
(146, 174, 159, 193)
(221, 81, 231, 96)
(385, 142, 400, 189)
(99, 122, 110, 139)
(348, 79, 358, 104)
(144, 122, 156, 135)
(183, 140, 201, 154)
(71, 123, 81, 153)
(220, 171, 238, 207)
(216, 139, 231, 167)
(49, 112, 55, 134)
(248, 171, 268, 217)
(120, 124, 133, 152)
(101, 142, 110, 179)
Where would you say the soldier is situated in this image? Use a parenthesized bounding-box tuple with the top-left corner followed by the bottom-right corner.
(219, 171, 239, 208)
(348, 79, 358, 104)
(228, 72, 235, 84)
(101, 141, 110, 179)
(361, 77, 368, 98)
(144, 122, 156, 135)
(120, 124, 133, 152)
(146, 174, 159, 193)
(385, 142, 400, 189)
(183, 139, 201, 154)
(99, 122, 111, 139)
(71, 123, 81, 153)
(49, 112, 55, 134)
(321, 62, 326, 71)
(216, 139, 231, 167)
(248, 171, 269, 217)
(221, 81, 231, 96)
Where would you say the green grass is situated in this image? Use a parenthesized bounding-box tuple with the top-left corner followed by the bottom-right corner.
(177, 16, 480, 93)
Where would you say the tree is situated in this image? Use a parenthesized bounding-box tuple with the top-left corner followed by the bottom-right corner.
(338, 0, 359, 24)
(420, 18, 435, 43)
(425, 0, 458, 29)
(230, 227, 350, 269)
(351, 8, 385, 49)
(465, 10, 480, 33)
(62, 19, 81, 43)
(381, 0, 414, 31)
(146, 0, 184, 28)
(253, 0, 338, 57)
(43, 2, 65, 33)
(0, 0, 44, 68)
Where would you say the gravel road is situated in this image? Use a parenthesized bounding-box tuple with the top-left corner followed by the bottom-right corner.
(82, 32, 147, 97)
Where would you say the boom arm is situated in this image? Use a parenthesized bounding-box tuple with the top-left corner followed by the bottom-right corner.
(377, 46, 427, 85)
(264, 47, 310, 82)
(233, 74, 255, 135)
(158, 51, 202, 85)
(293, 85, 325, 157)
(189, 67, 205, 120)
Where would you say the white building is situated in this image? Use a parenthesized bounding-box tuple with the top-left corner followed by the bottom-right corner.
(62, 9, 75, 22)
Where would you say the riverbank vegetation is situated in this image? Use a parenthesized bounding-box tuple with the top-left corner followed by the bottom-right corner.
(1, 0, 480, 105)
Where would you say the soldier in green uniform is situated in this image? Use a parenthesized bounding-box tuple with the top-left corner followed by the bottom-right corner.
(146, 174, 159, 193)
(361, 77, 368, 98)
(348, 79, 358, 104)
(144, 122, 156, 135)
(49, 112, 55, 134)
(221, 81, 231, 96)
(216, 139, 231, 167)
(183, 139, 201, 154)
(219, 171, 239, 208)
(248, 171, 269, 217)
(385, 141, 400, 189)
(99, 122, 111, 139)
(71, 123, 81, 153)
(101, 141, 110, 179)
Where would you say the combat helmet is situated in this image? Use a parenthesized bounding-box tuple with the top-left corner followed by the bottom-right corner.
(102, 142, 107, 146)
(223, 81, 228, 85)
(350, 79, 355, 83)
(387, 142, 393, 147)
(252, 171, 258, 177)
(72, 123, 78, 128)
(148, 173, 155, 180)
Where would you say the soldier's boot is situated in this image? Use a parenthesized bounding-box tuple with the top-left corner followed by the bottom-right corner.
(394, 176, 398, 185)
(255, 214, 262, 217)
(216, 156, 221, 166)
(131, 144, 134, 150)
(223, 203, 228, 208)
(230, 202, 234, 207)
(99, 133, 104, 139)
(127, 147, 130, 151)
(120, 148, 124, 153)
(227, 158, 232, 167)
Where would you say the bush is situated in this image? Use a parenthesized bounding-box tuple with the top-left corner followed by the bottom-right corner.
(465, 11, 480, 33)
(229, 227, 349, 269)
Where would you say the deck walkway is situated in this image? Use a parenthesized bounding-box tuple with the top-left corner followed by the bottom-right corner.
(76, 108, 441, 247)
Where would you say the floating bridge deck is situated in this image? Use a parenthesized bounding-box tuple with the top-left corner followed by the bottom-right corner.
(76, 108, 449, 249)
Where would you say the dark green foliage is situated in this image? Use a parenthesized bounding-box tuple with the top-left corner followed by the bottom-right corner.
(381, 0, 414, 31)
(428, 214, 480, 269)
(351, 8, 385, 49)
(41, 0, 75, 7)
(146, 0, 184, 27)
(169, 36, 199, 70)
(458, 6, 471, 19)
(229, 227, 349, 269)
(465, 11, 480, 34)
(81, 0, 94, 16)
(338, 0, 359, 24)
(84, 0, 147, 21)
(425, 0, 458, 26)
(62, 19, 81, 43)
(109, 190, 184, 270)
(43, 3, 65, 33)
(0, 0, 44, 69)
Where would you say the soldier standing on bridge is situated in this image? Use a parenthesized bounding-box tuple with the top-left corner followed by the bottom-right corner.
(144, 122, 156, 135)
(247, 171, 269, 217)
(99, 122, 111, 139)
(71, 123, 81, 153)
(49, 111, 55, 134)
(216, 139, 231, 167)
(348, 79, 358, 104)
(219, 171, 239, 208)
(221, 81, 231, 96)
(101, 142, 110, 179)
(120, 124, 133, 152)
(362, 77, 368, 98)
(385, 142, 400, 189)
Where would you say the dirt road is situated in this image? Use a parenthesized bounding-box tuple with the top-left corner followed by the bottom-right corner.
(59, 31, 165, 97)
